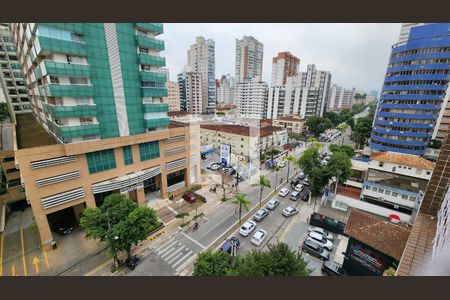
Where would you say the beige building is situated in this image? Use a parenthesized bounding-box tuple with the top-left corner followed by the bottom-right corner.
(165, 81, 180, 112)
(271, 51, 300, 86)
(273, 115, 305, 134)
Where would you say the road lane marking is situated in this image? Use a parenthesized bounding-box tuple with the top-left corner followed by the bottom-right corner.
(32, 257, 40, 274)
(181, 232, 206, 249)
(160, 243, 181, 258)
(41, 240, 50, 269)
(164, 246, 185, 262)
(0, 234, 3, 276)
(167, 251, 184, 265)
(154, 237, 175, 252)
(173, 250, 193, 269)
(166, 206, 178, 215)
(156, 240, 178, 255)
(197, 212, 235, 240)
(19, 214, 27, 276)
(175, 252, 196, 273)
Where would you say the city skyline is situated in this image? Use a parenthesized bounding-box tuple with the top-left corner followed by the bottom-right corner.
(163, 23, 401, 92)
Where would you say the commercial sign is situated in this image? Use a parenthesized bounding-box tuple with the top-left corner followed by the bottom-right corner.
(220, 143, 231, 166)
(120, 183, 144, 194)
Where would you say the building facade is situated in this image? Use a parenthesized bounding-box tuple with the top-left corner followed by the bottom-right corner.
(0, 23, 31, 123)
(341, 87, 356, 109)
(370, 23, 450, 155)
(10, 23, 200, 248)
(327, 83, 344, 111)
(235, 78, 268, 119)
(178, 66, 203, 115)
(235, 36, 264, 82)
(271, 51, 300, 86)
(187, 36, 215, 113)
(272, 115, 305, 134)
(216, 74, 234, 104)
(165, 80, 180, 111)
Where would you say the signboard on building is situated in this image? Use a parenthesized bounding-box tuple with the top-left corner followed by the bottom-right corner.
(120, 183, 144, 194)
(220, 143, 231, 165)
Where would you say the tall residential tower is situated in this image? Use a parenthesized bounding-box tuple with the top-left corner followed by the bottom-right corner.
(271, 51, 300, 86)
(235, 36, 264, 82)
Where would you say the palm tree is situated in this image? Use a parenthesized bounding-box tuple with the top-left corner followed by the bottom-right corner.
(284, 155, 297, 181)
(274, 165, 280, 192)
(232, 193, 251, 224)
(308, 137, 323, 152)
(259, 175, 271, 207)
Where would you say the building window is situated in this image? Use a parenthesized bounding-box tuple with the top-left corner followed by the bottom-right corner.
(86, 149, 116, 174)
(139, 141, 160, 161)
(378, 162, 384, 167)
(409, 196, 416, 202)
(378, 189, 384, 194)
(402, 194, 408, 200)
(385, 190, 391, 196)
(123, 146, 133, 165)
(426, 171, 431, 175)
(392, 192, 398, 197)
(365, 186, 371, 190)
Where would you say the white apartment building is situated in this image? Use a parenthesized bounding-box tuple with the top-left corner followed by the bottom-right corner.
(187, 36, 215, 113)
(235, 36, 264, 82)
(235, 78, 268, 119)
(327, 83, 344, 111)
(342, 87, 356, 109)
(216, 74, 235, 104)
(165, 81, 180, 111)
(271, 51, 300, 86)
(178, 66, 203, 115)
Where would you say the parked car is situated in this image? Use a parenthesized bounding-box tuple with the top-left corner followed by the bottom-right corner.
(303, 178, 310, 186)
(278, 187, 290, 197)
(282, 206, 299, 217)
(301, 193, 309, 202)
(321, 261, 343, 276)
(220, 237, 241, 253)
(239, 220, 257, 236)
(53, 222, 74, 235)
(207, 162, 216, 169)
(294, 184, 304, 192)
(278, 161, 286, 168)
(253, 208, 269, 222)
(302, 240, 330, 261)
(298, 172, 306, 180)
(290, 190, 300, 201)
(182, 192, 196, 203)
(307, 232, 333, 251)
(290, 179, 300, 188)
(210, 164, 221, 171)
(308, 226, 334, 242)
(266, 198, 280, 210)
(251, 229, 267, 246)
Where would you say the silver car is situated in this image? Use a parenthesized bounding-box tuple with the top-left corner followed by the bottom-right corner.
(307, 231, 333, 251)
(308, 226, 334, 241)
(253, 208, 269, 222)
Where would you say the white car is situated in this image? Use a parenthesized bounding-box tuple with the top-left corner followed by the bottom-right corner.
(307, 231, 333, 251)
(298, 172, 306, 180)
(308, 226, 334, 242)
(295, 184, 304, 192)
(303, 178, 310, 186)
(251, 229, 267, 246)
(239, 220, 257, 237)
(282, 206, 299, 217)
(278, 188, 290, 197)
(210, 164, 221, 171)
(266, 198, 280, 210)
(278, 161, 286, 168)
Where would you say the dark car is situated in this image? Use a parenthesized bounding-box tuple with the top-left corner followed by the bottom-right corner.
(290, 178, 300, 188)
(182, 193, 196, 203)
(301, 193, 309, 202)
(220, 237, 241, 253)
(302, 240, 330, 261)
(321, 261, 343, 276)
(53, 222, 74, 235)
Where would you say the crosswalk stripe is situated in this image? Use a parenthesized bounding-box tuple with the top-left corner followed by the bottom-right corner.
(156, 239, 177, 254)
(154, 237, 176, 253)
(173, 250, 194, 269)
(164, 246, 185, 262)
(160, 243, 182, 258)
(167, 251, 184, 265)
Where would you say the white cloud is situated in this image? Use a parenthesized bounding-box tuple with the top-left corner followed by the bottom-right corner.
(162, 23, 401, 92)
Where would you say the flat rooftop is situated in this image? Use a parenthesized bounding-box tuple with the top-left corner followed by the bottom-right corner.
(16, 114, 57, 149)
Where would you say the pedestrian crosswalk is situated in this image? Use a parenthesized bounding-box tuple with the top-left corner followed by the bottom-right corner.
(154, 237, 197, 273)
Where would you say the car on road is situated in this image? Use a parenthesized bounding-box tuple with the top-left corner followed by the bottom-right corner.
(294, 184, 304, 192)
(302, 240, 330, 261)
(266, 198, 280, 210)
(301, 193, 309, 202)
(282, 206, 299, 217)
(303, 178, 310, 186)
(210, 164, 221, 171)
(290, 178, 300, 188)
(278, 187, 290, 197)
(290, 190, 300, 201)
(298, 172, 306, 180)
(220, 237, 241, 253)
(239, 220, 257, 236)
(253, 208, 269, 222)
(251, 229, 267, 246)
(207, 162, 216, 169)
(321, 261, 343, 276)
(308, 226, 334, 242)
(307, 232, 333, 251)
(278, 161, 286, 168)
(182, 192, 196, 203)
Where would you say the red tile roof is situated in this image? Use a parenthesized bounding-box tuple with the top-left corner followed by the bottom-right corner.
(344, 209, 411, 260)
(371, 151, 434, 170)
(216, 104, 237, 110)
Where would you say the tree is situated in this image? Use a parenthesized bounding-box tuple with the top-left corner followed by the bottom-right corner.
(297, 148, 331, 196)
(329, 144, 355, 158)
(193, 250, 231, 276)
(353, 116, 373, 149)
(232, 193, 251, 224)
(305, 116, 333, 137)
(288, 132, 303, 148)
(345, 116, 355, 130)
(258, 175, 271, 207)
(324, 111, 340, 127)
(0, 103, 10, 121)
(228, 242, 312, 276)
(274, 165, 281, 192)
(324, 151, 352, 185)
(351, 103, 366, 114)
(297, 148, 321, 175)
(284, 154, 297, 181)
(175, 212, 189, 224)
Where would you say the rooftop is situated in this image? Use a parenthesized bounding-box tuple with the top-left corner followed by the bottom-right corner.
(275, 115, 304, 122)
(200, 124, 283, 138)
(344, 208, 411, 260)
(216, 104, 237, 110)
(168, 111, 192, 117)
(371, 151, 434, 170)
(16, 114, 57, 149)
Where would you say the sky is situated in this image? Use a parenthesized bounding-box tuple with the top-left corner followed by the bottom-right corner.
(163, 23, 401, 94)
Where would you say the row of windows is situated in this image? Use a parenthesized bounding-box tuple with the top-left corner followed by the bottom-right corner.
(382, 90, 445, 96)
(379, 109, 436, 115)
(142, 81, 166, 88)
(384, 80, 448, 86)
(391, 47, 450, 58)
(389, 58, 450, 68)
(380, 99, 442, 105)
(372, 132, 424, 142)
(376, 117, 434, 124)
(386, 69, 450, 77)
(364, 185, 417, 202)
(370, 139, 424, 151)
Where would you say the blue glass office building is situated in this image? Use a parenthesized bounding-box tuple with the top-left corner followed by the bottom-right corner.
(370, 23, 450, 155)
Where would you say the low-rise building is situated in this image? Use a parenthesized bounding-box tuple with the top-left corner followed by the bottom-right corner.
(215, 104, 237, 117)
(272, 115, 305, 134)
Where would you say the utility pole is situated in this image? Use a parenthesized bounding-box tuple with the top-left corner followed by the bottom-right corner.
(231, 240, 237, 268)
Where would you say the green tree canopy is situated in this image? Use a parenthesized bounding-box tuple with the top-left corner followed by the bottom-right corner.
(305, 116, 333, 137)
(324, 151, 352, 185)
(297, 148, 320, 175)
(329, 144, 355, 158)
(324, 111, 340, 127)
(193, 250, 231, 276)
(353, 116, 373, 149)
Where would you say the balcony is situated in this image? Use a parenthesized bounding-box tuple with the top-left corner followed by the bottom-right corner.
(387, 63, 450, 74)
(37, 36, 87, 57)
(136, 23, 163, 35)
(139, 71, 167, 82)
(380, 94, 444, 101)
(47, 119, 100, 139)
(383, 84, 448, 92)
(143, 103, 168, 113)
(142, 87, 168, 98)
(384, 73, 450, 83)
(378, 103, 440, 111)
(43, 103, 97, 118)
(43, 60, 90, 77)
(136, 35, 164, 51)
(376, 111, 437, 120)
(38, 23, 84, 34)
(370, 134, 428, 147)
(373, 119, 434, 129)
(369, 141, 425, 155)
(138, 53, 166, 67)
(145, 118, 170, 128)
(371, 126, 430, 138)
(40, 84, 94, 98)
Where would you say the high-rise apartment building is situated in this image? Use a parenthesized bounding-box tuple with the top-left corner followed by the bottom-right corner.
(178, 66, 203, 115)
(342, 87, 356, 109)
(235, 78, 268, 119)
(165, 80, 180, 111)
(0, 23, 31, 123)
(10, 23, 200, 249)
(398, 23, 425, 43)
(216, 74, 235, 104)
(370, 23, 450, 155)
(187, 36, 215, 113)
(271, 51, 300, 86)
(302, 64, 331, 116)
(327, 83, 344, 111)
(235, 36, 264, 82)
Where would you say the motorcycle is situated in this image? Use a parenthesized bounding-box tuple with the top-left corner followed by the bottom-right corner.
(126, 255, 142, 270)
